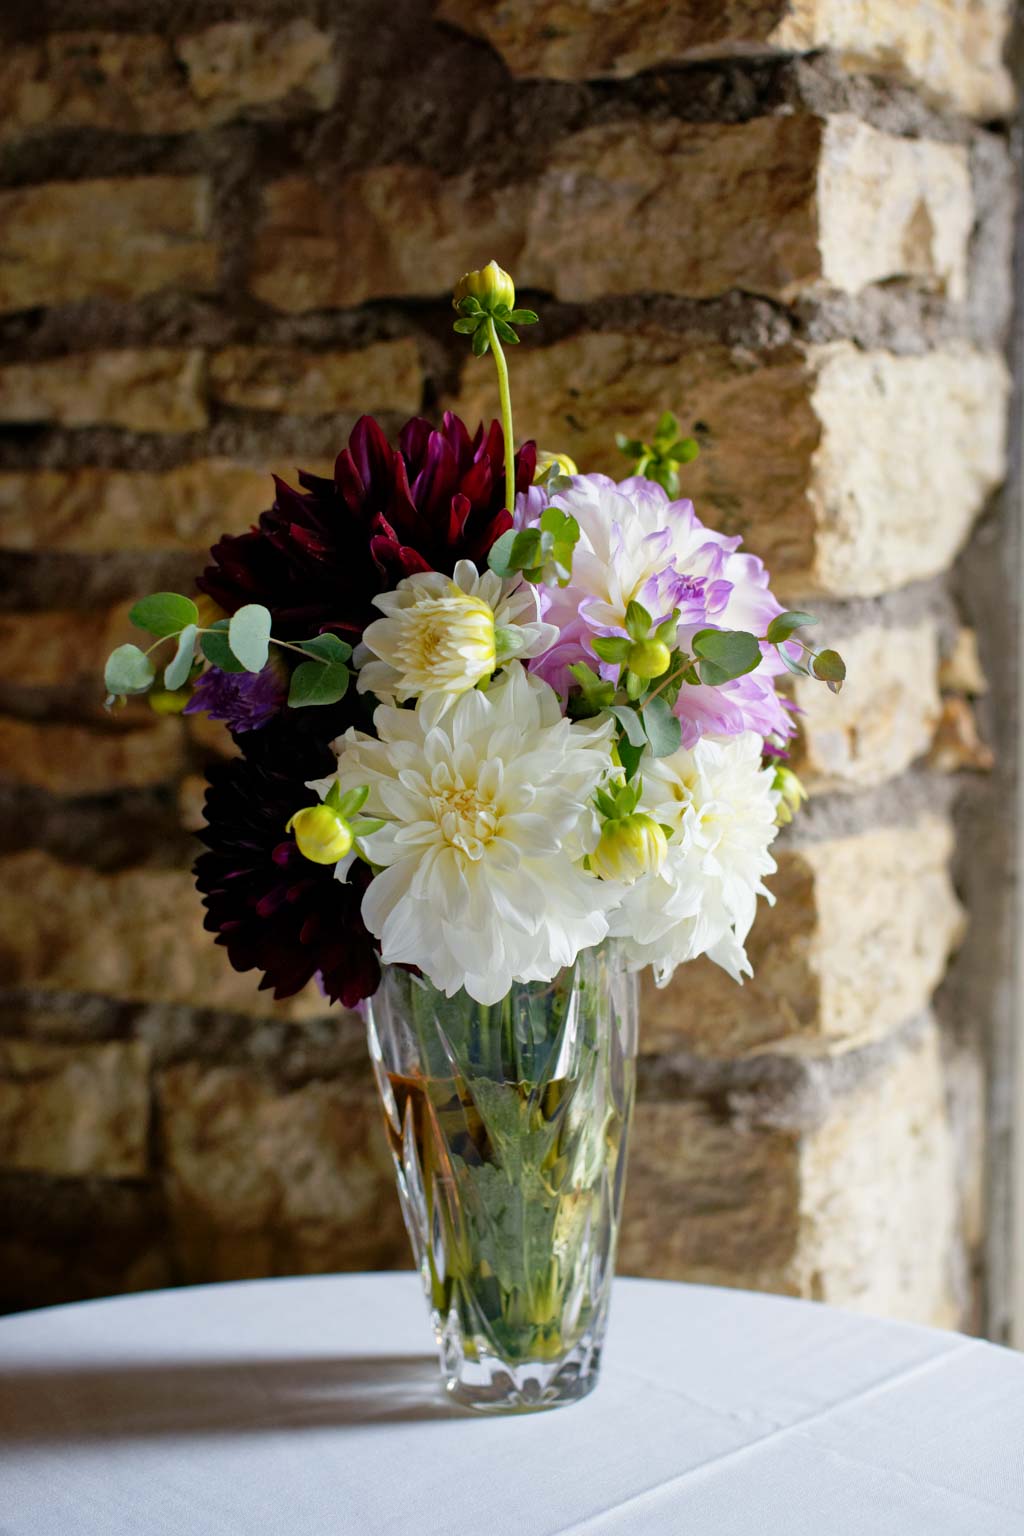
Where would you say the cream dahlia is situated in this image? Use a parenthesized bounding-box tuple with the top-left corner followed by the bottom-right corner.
(355, 558, 557, 705)
(315, 662, 617, 1003)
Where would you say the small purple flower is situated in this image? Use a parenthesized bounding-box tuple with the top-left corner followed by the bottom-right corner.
(185, 663, 287, 733)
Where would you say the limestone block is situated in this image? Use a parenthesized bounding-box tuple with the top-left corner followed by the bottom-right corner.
(0, 461, 273, 553)
(209, 339, 422, 417)
(0, 851, 328, 1020)
(436, 0, 1013, 116)
(0, 1039, 150, 1178)
(0, 178, 217, 314)
(640, 816, 964, 1056)
(0, 350, 207, 434)
(0, 22, 338, 141)
(0, 717, 186, 796)
(449, 334, 1009, 599)
(158, 1062, 407, 1279)
(621, 1023, 959, 1326)
(249, 116, 970, 310)
(789, 621, 941, 792)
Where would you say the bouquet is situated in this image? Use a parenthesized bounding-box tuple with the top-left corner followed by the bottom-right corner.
(103, 261, 844, 1410)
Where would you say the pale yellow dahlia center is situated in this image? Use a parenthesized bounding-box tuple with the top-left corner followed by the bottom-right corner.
(428, 766, 501, 860)
(390, 592, 496, 696)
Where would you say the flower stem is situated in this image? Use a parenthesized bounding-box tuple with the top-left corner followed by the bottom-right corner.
(487, 316, 516, 515)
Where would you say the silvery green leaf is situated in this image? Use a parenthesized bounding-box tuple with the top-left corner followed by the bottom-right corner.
(163, 623, 197, 691)
(228, 604, 272, 673)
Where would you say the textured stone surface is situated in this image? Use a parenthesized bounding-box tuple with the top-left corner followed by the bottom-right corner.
(0, 852, 326, 1020)
(640, 817, 964, 1057)
(209, 339, 422, 417)
(451, 334, 1008, 599)
(0, 178, 217, 314)
(250, 115, 970, 310)
(789, 621, 941, 792)
(621, 1023, 958, 1325)
(0, 1172, 170, 1313)
(0, 462, 272, 553)
(807, 344, 1010, 597)
(0, 1039, 150, 1178)
(0, 22, 338, 141)
(158, 1062, 407, 1280)
(0, 350, 207, 434)
(0, 606, 134, 690)
(437, 0, 1014, 115)
(0, 717, 186, 795)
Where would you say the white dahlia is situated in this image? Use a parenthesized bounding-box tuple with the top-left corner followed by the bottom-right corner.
(609, 731, 780, 986)
(316, 662, 617, 1004)
(355, 558, 557, 705)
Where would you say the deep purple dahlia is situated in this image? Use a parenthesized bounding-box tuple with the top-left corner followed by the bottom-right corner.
(197, 412, 537, 641)
(194, 721, 380, 1007)
(184, 662, 287, 733)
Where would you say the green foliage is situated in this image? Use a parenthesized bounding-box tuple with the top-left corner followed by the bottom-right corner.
(810, 648, 846, 693)
(616, 409, 700, 497)
(199, 619, 247, 673)
(453, 294, 539, 356)
(766, 610, 817, 644)
(294, 633, 352, 664)
(691, 628, 762, 686)
(104, 644, 155, 699)
(288, 658, 350, 708)
(228, 604, 272, 673)
(163, 623, 197, 691)
(488, 509, 580, 587)
(641, 694, 682, 757)
(128, 592, 198, 638)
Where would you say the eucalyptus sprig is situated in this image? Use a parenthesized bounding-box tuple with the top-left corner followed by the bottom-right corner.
(488, 506, 580, 588)
(617, 411, 699, 498)
(103, 593, 353, 712)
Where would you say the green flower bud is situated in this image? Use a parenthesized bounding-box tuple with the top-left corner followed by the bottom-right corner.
(148, 686, 191, 716)
(287, 804, 354, 865)
(534, 449, 578, 481)
(773, 765, 807, 826)
(626, 637, 672, 680)
(452, 259, 515, 312)
(591, 813, 668, 884)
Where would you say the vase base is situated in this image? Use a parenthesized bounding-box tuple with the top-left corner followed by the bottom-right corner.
(443, 1346, 602, 1414)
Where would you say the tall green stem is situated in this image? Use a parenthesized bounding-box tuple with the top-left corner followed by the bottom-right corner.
(487, 317, 516, 514)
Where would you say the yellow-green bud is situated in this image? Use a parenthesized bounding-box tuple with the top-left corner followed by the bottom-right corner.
(452, 259, 515, 312)
(534, 449, 578, 480)
(287, 804, 354, 865)
(627, 637, 672, 680)
(591, 813, 668, 884)
(148, 686, 190, 716)
(773, 766, 807, 827)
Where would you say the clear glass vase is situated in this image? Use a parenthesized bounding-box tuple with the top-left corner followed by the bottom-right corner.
(365, 942, 637, 1413)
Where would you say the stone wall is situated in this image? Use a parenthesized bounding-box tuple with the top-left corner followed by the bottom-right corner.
(0, 0, 1017, 1328)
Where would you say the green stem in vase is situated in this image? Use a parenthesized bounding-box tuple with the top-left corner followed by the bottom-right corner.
(486, 316, 516, 516)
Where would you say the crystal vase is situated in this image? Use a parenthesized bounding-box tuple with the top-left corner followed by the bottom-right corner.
(365, 943, 637, 1413)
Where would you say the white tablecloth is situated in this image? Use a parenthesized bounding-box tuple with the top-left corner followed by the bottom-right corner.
(1, 1273, 1023, 1534)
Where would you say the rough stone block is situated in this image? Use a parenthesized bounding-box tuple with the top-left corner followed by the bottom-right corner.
(436, 0, 1013, 117)
(0, 22, 338, 140)
(0, 1039, 150, 1178)
(209, 339, 422, 417)
(157, 1062, 407, 1280)
(249, 115, 970, 309)
(0, 461, 273, 553)
(0, 350, 207, 434)
(789, 620, 941, 792)
(0, 178, 217, 314)
(0, 851, 328, 1020)
(0, 717, 186, 796)
(450, 334, 1008, 599)
(639, 816, 964, 1057)
(621, 1022, 958, 1326)
(0, 606, 134, 689)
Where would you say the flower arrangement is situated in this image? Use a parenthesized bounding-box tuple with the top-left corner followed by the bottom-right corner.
(103, 259, 843, 1012)
(103, 261, 845, 1410)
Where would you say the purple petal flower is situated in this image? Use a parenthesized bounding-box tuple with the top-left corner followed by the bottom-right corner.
(185, 663, 288, 733)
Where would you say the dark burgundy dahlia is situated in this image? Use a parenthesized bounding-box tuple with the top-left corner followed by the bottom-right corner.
(194, 720, 380, 1007)
(197, 412, 536, 641)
